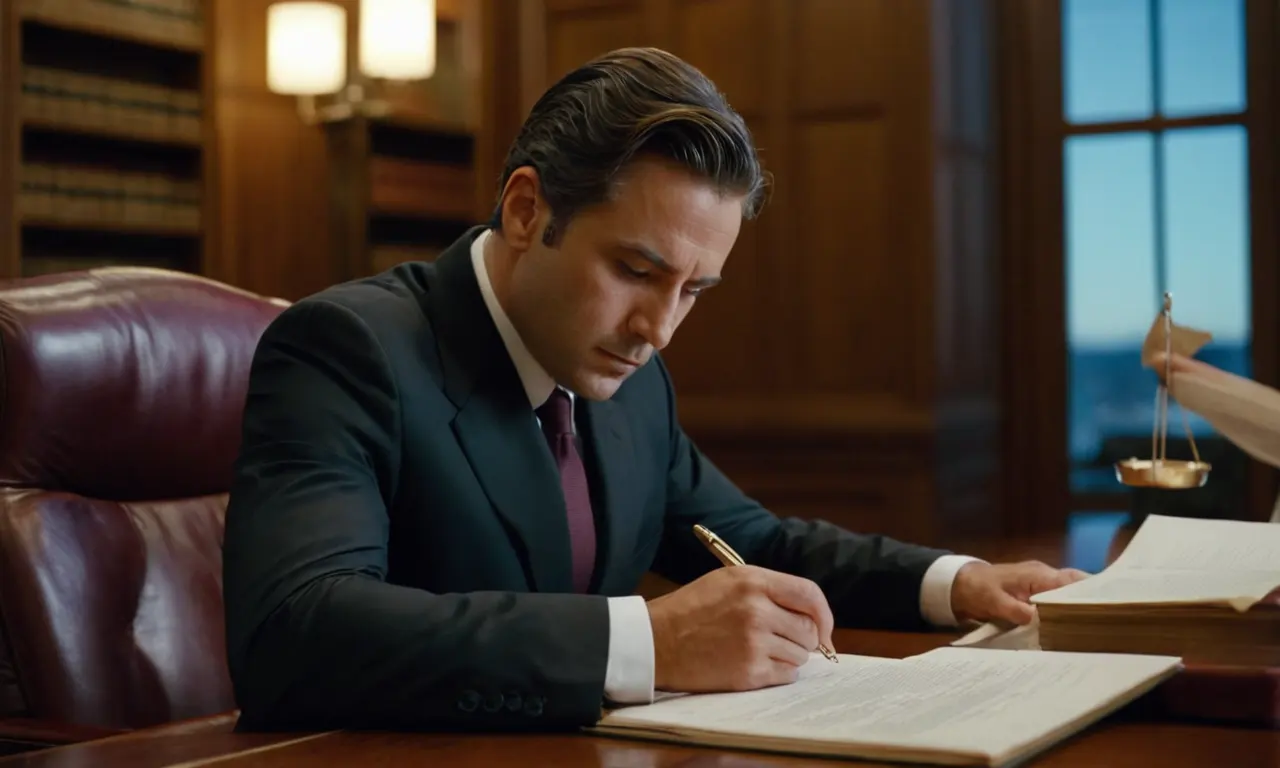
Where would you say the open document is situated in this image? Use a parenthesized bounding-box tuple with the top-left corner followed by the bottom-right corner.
(1031, 514, 1280, 612)
(958, 514, 1280, 665)
(592, 646, 1179, 767)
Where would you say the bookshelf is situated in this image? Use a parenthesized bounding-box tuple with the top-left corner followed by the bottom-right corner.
(329, 114, 477, 278)
(326, 0, 483, 281)
(0, 0, 213, 279)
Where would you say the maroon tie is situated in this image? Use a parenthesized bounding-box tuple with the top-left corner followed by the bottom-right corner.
(536, 389, 596, 593)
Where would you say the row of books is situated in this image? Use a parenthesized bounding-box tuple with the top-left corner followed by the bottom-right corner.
(32, 0, 201, 20)
(22, 66, 202, 141)
(23, 0, 203, 41)
(368, 157, 475, 221)
(19, 162, 201, 230)
(22, 254, 190, 279)
(19, 190, 201, 231)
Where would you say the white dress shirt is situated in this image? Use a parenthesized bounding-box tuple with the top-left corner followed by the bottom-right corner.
(468, 228, 979, 704)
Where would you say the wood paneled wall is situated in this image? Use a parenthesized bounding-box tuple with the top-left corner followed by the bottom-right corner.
(507, 0, 1003, 543)
(209, 0, 351, 300)
(207, 0, 1004, 544)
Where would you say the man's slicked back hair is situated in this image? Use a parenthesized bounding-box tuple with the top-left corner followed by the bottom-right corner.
(489, 46, 767, 239)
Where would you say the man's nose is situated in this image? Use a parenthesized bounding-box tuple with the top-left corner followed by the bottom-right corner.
(631, 294, 679, 351)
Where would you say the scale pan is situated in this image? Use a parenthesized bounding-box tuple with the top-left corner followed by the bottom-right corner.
(1114, 458, 1211, 489)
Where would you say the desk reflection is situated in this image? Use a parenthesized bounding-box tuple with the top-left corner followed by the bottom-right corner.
(592, 740, 843, 768)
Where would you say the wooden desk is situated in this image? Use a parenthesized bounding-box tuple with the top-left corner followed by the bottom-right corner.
(4, 629, 1278, 768)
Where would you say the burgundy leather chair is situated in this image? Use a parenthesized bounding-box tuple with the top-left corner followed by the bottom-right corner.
(0, 267, 287, 752)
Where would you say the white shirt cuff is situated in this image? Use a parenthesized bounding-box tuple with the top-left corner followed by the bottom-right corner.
(919, 554, 984, 626)
(604, 595, 655, 704)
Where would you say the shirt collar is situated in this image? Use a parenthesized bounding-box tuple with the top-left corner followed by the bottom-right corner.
(470, 229, 569, 412)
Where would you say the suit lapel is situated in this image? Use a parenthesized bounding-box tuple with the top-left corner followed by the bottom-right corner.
(425, 229, 574, 594)
(451, 386, 574, 594)
(580, 398, 645, 596)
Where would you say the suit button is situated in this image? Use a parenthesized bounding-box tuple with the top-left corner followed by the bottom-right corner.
(457, 689, 480, 713)
(483, 692, 505, 713)
(504, 692, 523, 713)
(524, 696, 544, 717)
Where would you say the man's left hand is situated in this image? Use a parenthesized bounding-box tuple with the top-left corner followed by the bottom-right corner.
(950, 561, 1090, 625)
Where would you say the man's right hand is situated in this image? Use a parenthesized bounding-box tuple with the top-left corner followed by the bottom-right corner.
(645, 565, 835, 693)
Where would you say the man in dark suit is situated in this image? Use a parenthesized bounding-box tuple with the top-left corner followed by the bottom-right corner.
(222, 47, 1085, 732)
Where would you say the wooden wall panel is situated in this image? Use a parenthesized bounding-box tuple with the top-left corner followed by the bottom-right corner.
(792, 0, 886, 113)
(790, 120, 902, 395)
(519, 0, 650, 117)
(210, 0, 343, 300)
(473, 0, 524, 221)
(672, 0, 767, 116)
(213, 99, 335, 299)
(546, 6, 644, 81)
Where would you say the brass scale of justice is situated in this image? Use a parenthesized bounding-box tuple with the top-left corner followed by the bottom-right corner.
(1114, 291, 1213, 490)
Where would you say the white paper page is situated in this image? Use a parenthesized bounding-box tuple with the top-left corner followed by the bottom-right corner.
(1107, 514, 1280, 572)
(600, 648, 1179, 759)
(1031, 514, 1280, 609)
(1031, 568, 1280, 610)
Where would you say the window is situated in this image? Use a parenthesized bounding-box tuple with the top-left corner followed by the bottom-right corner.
(1062, 0, 1251, 500)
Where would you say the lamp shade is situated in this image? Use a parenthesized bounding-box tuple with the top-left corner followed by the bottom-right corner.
(359, 0, 436, 80)
(266, 1, 347, 95)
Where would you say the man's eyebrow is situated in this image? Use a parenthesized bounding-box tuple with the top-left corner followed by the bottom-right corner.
(618, 242, 723, 288)
(619, 242, 674, 272)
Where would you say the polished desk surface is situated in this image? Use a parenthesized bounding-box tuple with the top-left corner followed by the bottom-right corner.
(3, 627, 1278, 768)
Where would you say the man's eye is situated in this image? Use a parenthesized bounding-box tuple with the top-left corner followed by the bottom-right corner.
(618, 261, 649, 278)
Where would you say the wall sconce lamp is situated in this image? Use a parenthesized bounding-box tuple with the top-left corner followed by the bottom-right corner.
(267, 0, 436, 124)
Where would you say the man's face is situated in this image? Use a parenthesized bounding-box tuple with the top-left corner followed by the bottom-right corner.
(504, 157, 743, 400)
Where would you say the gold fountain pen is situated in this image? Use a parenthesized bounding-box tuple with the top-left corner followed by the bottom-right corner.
(692, 524, 839, 663)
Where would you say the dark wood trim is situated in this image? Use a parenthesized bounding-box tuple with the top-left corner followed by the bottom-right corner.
(997, 0, 1069, 536)
(469, 0, 502, 223)
(1062, 112, 1246, 136)
(995, 0, 1031, 536)
(517, 0, 548, 118)
(677, 394, 931, 435)
(1028, 0, 1069, 536)
(1245, 0, 1280, 520)
(325, 117, 373, 284)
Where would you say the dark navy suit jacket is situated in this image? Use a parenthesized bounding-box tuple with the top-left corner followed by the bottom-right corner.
(221, 227, 951, 731)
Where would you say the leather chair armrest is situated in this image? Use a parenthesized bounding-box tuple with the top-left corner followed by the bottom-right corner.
(0, 716, 125, 746)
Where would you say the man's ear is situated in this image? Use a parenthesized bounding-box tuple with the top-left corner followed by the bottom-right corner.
(498, 168, 546, 251)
